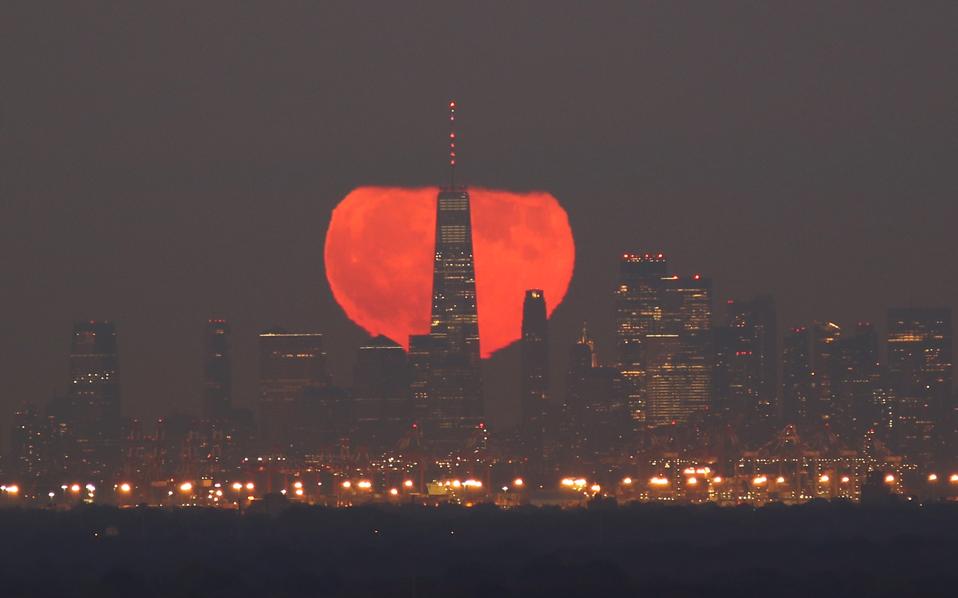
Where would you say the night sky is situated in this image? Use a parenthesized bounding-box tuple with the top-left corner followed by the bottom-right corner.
(2, 2, 957, 432)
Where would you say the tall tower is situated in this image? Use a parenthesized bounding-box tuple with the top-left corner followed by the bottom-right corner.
(353, 335, 411, 451)
(520, 290, 549, 456)
(423, 100, 483, 445)
(615, 253, 669, 425)
(615, 254, 712, 427)
(203, 319, 232, 421)
(886, 307, 952, 460)
(69, 320, 121, 482)
(258, 330, 331, 453)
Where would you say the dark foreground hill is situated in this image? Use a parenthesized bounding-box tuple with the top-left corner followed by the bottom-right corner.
(1, 501, 956, 597)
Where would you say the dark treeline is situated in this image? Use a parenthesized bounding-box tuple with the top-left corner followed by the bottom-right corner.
(2, 502, 958, 597)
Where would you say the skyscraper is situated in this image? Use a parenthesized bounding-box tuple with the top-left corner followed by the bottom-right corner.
(616, 254, 713, 427)
(644, 274, 713, 426)
(203, 319, 232, 421)
(886, 308, 952, 460)
(520, 289, 549, 457)
(69, 320, 121, 482)
(258, 330, 331, 453)
(782, 326, 812, 425)
(832, 322, 881, 441)
(713, 295, 778, 425)
(353, 336, 411, 451)
(615, 253, 668, 425)
(419, 101, 483, 448)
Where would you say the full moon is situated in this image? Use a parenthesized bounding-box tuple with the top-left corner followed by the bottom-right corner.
(324, 186, 575, 357)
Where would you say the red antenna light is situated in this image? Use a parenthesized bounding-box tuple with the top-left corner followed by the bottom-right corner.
(448, 99, 457, 188)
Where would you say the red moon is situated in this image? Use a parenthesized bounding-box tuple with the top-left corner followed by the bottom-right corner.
(324, 187, 575, 357)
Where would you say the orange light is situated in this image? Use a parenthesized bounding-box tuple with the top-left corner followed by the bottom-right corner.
(650, 476, 669, 487)
(589, 484, 601, 493)
(389, 488, 399, 496)
(4, 485, 19, 495)
(179, 482, 193, 493)
(70, 484, 81, 493)
(950, 474, 958, 483)
(928, 473, 938, 482)
(294, 488, 304, 497)
(712, 476, 723, 484)
(245, 482, 255, 491)
(776, 476, 786, 484)
(561, 478, 574, 487)
(686, 477, 698, 486)
(231, 482, 243, 491)
(403, 480, 414, 489)
(293, 481, 303, 489)
(357, 480, 372, 490)
(341, 481, 352, 489)
(513, 478, 524, 488)
(119, 483, 132, 493)
(885, 474, 895, 484)
(752, 475, 767, 486)
(840, 476, 850, 484)
(621, 477, 633, 485)
(819, 475, 830, 483)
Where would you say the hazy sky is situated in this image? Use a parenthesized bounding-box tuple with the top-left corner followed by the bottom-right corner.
(2, 2, 957, 431)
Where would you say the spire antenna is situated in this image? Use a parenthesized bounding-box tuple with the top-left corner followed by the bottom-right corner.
(448, 99, 457, 189)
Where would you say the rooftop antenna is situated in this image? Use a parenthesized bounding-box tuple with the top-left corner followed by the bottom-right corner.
(448, 99, 457, 189)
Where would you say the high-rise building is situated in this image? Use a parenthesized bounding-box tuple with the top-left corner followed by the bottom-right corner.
(258, 330, 331, 453)
(714, 296, 779, 425)
(886, 308, 952, 460)
(203, 319, 232, 421)
(810, 321, 842, 424)
(782, 326, 812, 425)
(832, 322, 881, 442)
(520, 290, 549, 457)
(615, 253, 712, 427)
(615, 253, 668, 425)
(8, 404, 47, 487)
(417, 101, 483, 448)
(563, 325, 627, 455)
(562, 323, 597, 449)
(644, 274, 712, 426)
(353, 336, 411, 452)
(69, 320, 121, 482)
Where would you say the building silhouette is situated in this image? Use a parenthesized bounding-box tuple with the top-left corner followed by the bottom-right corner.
(645, 274, 712, 426)
(713, 295, 778, 428)
(415, 102, 483, 450)
(615, 253, 668, 425)
(886, 308, 952, 460)
(203, 319, 232, 421)
(258, 330, 331, 454)
(69, 320, 121, 483)
(520, 290, 549, 458)
(353, 336, 411, 452)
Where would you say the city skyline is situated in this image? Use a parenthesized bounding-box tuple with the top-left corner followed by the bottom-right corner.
(3, 3, 958, 434)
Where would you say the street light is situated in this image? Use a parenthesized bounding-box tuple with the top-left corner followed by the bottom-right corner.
(118, 483, 132, 494)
